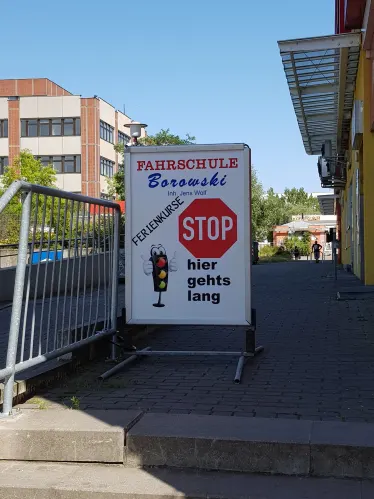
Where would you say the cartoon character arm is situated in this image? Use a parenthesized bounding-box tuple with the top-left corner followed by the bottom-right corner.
(169, 251, 178, 272)
(141, 255, 153, 276)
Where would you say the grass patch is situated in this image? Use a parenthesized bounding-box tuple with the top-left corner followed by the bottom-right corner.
(26, 397, 49, 410)
(259, 254, 293, 264)
(70, 396, 80, 410)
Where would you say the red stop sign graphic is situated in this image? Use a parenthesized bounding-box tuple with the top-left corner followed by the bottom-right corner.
(178, 198, 238, 258)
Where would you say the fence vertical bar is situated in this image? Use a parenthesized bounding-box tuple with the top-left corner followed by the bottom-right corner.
(67, 201, 80, 346)
(74, 202, 86, 343)
(39, 196, 55, 356)
(110, 208, 120, 360)
(20, 193, 38, 362)
(2, 191, 32, 416)
(46, 197, 61, 353)
(80, 204, 91, 340)
(54, 201, 68, 350)
(86, 207, 96, 338)
(102, 207, 108, 331)
(94, 206, 102, 333)
(29, 195, 47, 359)
(60, 200, 74, 348)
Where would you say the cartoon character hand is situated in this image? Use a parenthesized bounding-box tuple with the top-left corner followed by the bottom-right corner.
(169, 251, 178, 272)
(141, 255, 153, 276)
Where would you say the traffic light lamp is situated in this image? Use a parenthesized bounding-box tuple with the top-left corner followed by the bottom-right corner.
(152, 254, 169, 292)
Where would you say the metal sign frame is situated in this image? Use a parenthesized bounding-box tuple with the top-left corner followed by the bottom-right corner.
(100, 144, 263, 383)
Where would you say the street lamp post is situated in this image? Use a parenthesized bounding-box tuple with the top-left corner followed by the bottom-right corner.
(118, 120, 148, 283)
(123, 120, 147, 145)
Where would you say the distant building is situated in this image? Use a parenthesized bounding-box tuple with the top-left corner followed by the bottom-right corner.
(0, 78, 146, 199)
(273, 215, 337, 248)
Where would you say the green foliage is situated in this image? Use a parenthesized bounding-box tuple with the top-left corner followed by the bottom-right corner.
(258, 244, 293, 263)
(260, 253, 293, 264)
(70, 396, 80, 410)
(251, 169, 267, 242)
(139, 128, 195, 146)
(0, 150, 58, 244)
(108, 143, 125, 200)
(252, 181, 321, 243)
(108, 130, 196, 201)
(283, 232, 311, 256)
(259, 245, 278, 258)
(1, 150, 56, 190)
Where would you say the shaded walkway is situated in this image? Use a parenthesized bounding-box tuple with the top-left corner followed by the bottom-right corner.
(31, 262, 374, 422)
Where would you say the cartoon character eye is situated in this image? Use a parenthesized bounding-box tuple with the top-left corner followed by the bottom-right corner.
(151, 246, 161, 257)
(158, 245, 166, 256)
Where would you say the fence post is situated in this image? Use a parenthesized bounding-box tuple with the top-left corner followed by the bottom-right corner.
(2, 191, 32, 416)
(110, 208, 120, 360)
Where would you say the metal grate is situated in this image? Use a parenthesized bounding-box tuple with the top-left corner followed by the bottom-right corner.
(278, 33, 361, 157)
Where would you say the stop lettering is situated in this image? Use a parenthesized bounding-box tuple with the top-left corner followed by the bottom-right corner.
(178, 198, 237, 258)
(182, 216, 234, 241)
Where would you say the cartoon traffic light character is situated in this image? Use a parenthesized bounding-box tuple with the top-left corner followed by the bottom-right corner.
(141, 245, 178, 307)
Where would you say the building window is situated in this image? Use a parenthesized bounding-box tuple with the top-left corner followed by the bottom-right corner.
(0, 157, 8, 174)
(0, 120, 8, 138)
(100, 157, 114, 178)
(100, 121, 114, 143)
(36, 155, 81, 173)
(118, 130, 130, 146)
(21, 118, 81, 137)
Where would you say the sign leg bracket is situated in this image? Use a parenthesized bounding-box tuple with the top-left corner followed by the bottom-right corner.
(234, 308, 264, 383)
(99, 309, 264, 384)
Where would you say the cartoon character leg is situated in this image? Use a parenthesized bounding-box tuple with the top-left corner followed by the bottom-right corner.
(153, 291, 164, 308)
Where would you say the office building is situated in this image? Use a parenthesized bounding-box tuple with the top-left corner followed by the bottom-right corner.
(0, 78, 146, 198)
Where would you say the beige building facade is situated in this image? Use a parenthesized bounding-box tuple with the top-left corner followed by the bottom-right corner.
(0, 78, 146, 198)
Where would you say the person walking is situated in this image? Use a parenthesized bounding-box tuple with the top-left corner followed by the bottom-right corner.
(311, 240, 322, 263)
(294, 246, 300, 260)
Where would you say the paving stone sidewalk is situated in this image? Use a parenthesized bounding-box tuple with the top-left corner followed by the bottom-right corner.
(29, 261, 374, 422)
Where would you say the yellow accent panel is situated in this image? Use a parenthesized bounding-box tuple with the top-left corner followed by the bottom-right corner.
(342, 49, 374, 284)
(362, 54, 374, 284)
(340, 51, 362, 279)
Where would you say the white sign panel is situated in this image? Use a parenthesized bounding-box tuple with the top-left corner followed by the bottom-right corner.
(125, 144, 251, 325)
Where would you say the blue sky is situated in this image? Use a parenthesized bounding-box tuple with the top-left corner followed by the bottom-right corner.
(2, 0, 335, 193)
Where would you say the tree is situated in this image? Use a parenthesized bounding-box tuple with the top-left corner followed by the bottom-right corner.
(260, 187, 320, 243)
(1, 150, 56, 190)
(251, 168, 267, 241)
(283, 187, 320, 216)
(108, 129, 196, 201)
(284, 232, 311, 256)
(107, 143, 126, 201)
(139, 128, 195, 146)
(0, 150, 57, 243)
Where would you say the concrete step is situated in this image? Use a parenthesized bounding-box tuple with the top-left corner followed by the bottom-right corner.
(3, 409, 374, 480)
(125, 413, 374, 479)
(0, 460, 369, 498)
(0, 409, 141, 463)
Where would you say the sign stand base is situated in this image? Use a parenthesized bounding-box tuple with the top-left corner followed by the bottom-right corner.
(99, 308, 264, 384)
(234, 309, 264, 383)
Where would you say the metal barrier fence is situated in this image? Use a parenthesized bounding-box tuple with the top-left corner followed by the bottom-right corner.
(0, 181, 121, 416)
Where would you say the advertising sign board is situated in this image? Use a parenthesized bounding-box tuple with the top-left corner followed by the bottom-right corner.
(125, 144, 251, 325)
